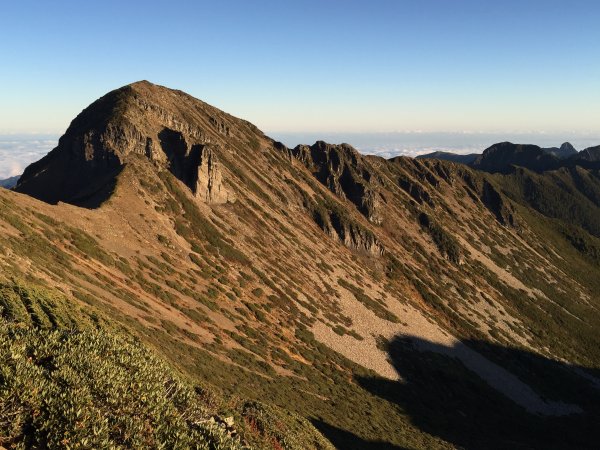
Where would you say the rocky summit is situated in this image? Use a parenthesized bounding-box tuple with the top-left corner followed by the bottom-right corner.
(2, 81, 600, 449)
(17, 81, 237, 205)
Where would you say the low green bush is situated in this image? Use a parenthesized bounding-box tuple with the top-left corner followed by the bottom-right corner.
(0, 320, 242, 449)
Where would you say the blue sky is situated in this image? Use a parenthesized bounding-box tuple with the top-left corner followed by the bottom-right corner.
(1, 0, 600, 135)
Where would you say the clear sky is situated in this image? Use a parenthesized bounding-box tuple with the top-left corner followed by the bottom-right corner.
(1, 0, 599, 135)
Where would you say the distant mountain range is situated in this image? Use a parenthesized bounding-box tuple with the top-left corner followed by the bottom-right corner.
(417, 141, 600, 174)
(414, 151, 480, 165)
(543, 141, 578, 159)
(0, 175, 19, 189)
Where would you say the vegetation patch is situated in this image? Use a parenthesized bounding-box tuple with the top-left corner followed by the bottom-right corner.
(338, 278, 399, 323)
(418, 212, 462, 264)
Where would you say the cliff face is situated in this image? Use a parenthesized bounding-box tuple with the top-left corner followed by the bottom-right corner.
(16, 81, 234, 205)
(153, 128, 229, 203)
(291, 141, 383, 225)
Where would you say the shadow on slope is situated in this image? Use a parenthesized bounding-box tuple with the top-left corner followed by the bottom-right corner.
(312, 419, 409, 450)
(15, 154, 123, 208)
(356, 336, 600, 450)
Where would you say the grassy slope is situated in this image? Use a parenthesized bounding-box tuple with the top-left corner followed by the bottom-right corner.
(2, 150, 600, 449)
(0, 281, 334, 450)
(0, 164, 450, 449)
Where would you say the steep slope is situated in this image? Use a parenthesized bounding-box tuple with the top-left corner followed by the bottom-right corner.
(0, 281, 332, 450)
(3, 81, 600, 449)
(16, 81, 243, 206)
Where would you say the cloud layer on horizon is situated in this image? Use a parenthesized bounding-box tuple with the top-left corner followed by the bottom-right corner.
(270, 131, 600, 161)
(0, 137, 57, 179)
(2, 132, 600, 182)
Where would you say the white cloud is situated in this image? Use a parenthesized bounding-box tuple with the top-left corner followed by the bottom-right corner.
(1, 132, 599, 181)
(270, 131, 600, 160)
(0, 136, 57, 179)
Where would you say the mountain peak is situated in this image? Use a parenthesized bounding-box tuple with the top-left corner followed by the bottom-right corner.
(560, 142, 576, 152)
(15, 82, 261, 205)
(128, 79, 154, 88)
(539, 141, 578, 159)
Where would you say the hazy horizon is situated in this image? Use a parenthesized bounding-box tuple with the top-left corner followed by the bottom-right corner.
(3, 131, 599, 180)
(271, 131, 600, 159)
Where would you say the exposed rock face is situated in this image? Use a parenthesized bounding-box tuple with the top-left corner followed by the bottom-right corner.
(196, 145, 229, 203)
(397, 173, 434, 206)
(156, 128, 228, 203)
(315, 206, 384, 256)
(290, 141, 385, 254)
(16, 81, 233, 206)
(292, 141, 383, 224)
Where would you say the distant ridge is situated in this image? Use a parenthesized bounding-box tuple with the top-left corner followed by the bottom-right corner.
(418, 141, 600, 173)
(415, 151, 479, 165)
(543, 142, 578, 159)
(575, 144, 600, 162)
(471, 142, 561, 173)
(0, 175, 20, 189)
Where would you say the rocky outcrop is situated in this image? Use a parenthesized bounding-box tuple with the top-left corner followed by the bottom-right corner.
(302, 192, 384, 256)
(328, 211, 384, 255)
(398, 174, 434, 206)
(291, 141, 383, 224)
(16, 81, 233, 206)
(156, 128, 229, 203)
(196, 145, 229, 203)
(322, 208, 384, 256)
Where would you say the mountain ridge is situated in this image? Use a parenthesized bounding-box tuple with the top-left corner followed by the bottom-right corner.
(418, 141, 600, 174)
(0, 175, 19, 189)
(3, 81, 600, 449)
(16, 80, 258, 205)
